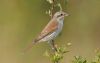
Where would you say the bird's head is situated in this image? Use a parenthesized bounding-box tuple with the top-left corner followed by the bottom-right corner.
(53, 11, 69, 21)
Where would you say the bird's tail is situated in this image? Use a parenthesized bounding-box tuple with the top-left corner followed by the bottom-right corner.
(23, 39, 38, 53)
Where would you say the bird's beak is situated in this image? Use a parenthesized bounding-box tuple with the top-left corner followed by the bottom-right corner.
(64, 12, 69, 16)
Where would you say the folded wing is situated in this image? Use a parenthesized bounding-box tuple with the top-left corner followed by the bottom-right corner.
(36, 18, 58, 42)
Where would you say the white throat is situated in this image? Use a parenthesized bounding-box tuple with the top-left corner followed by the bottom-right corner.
(57, 17, 64, 22)
(57, 19, 63, 33)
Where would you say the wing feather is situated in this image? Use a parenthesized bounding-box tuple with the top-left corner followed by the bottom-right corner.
(35, 18, 58, 41)
(23, 19, 58, 52)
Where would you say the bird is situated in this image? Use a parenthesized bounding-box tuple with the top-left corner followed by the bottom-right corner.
(24, 11, 69, 52)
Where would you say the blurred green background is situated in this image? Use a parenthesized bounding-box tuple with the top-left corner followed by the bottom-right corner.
(0, 0, 100, 63)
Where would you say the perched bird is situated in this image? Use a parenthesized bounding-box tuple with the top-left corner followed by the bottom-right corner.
(24, 11, 69, 52)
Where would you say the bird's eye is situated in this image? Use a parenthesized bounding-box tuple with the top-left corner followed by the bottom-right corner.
(60, 14, 63, 16)
(57, 14, 63, 18)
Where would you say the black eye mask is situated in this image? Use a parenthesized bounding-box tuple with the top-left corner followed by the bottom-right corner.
(57, 14, 63, 18)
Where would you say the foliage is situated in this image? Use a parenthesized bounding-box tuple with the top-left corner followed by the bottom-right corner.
(72, 56, 87, 63)
(72, 49, 100, 63)
(45, 0, 67, 18)
(91, 49, 100, 63)
(45, 46, 100, 63)
(45, 44, 71, 63)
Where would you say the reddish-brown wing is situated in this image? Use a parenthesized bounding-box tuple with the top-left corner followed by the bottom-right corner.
(36, 18, 58, 41)
(23, 19, 58, 52)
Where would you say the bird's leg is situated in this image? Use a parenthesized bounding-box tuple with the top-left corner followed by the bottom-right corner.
(48, 40, 57, 52)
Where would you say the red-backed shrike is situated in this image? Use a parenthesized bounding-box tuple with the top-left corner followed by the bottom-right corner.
(24, 11, 69, 52)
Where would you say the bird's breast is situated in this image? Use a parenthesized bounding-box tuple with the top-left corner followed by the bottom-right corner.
(57, 20, 63, 32)
(54, 20, 63, 37)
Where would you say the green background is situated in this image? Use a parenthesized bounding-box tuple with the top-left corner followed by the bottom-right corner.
(0, 0, 100, 63)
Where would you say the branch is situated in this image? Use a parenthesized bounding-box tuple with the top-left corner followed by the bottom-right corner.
(51, 0, 55, 18)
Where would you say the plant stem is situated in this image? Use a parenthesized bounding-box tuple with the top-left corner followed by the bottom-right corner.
(51, 0, 55, 18)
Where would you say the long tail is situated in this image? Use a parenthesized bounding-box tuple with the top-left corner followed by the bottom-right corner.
(23, 39, 38, 53)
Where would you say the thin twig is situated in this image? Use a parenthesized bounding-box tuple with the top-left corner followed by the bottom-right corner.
(51, 0, 55, 18)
